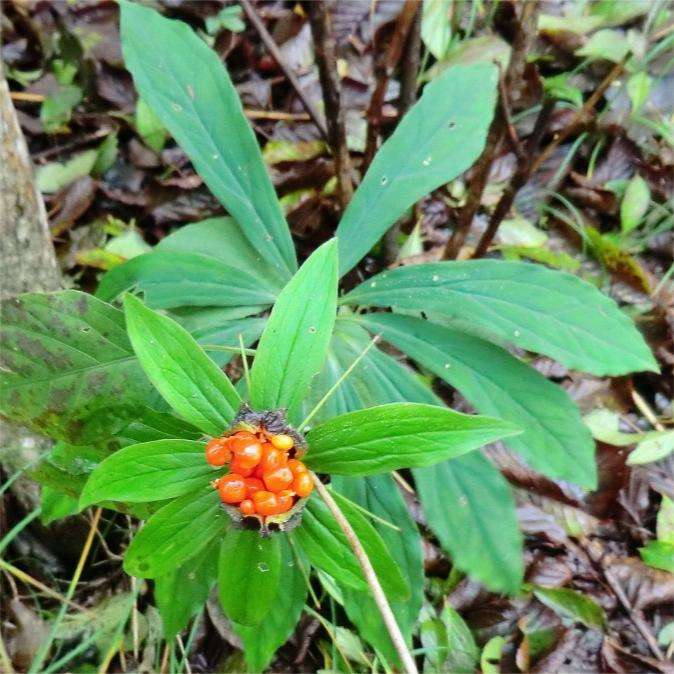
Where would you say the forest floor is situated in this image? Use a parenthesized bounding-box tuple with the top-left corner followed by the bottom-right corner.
(1, 1, 673, 672)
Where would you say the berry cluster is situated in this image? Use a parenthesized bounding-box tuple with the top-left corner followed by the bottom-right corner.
(205, 428, 313, 519)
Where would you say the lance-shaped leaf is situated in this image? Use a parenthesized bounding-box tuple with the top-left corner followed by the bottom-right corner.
(249, 239, 338, 423)
(342, 260, 658, 376)
(293, 491, 409, 601)
(304, 403, 520, 475)
(155, 537, 220, 639)
(218, 528, 281, 625)
(80, 439, 210, 507)
(336, 63, 498, 275)
(124, 488, 226, 578)
(124, 294, 240, 436)
(120, 2, 296, 279)
(234, 537, 307, 671)
(356, 313, 596, 487)
(97, 251, 277, 310)
(0, 290, 154, 443)
(414, 452, 523, 594)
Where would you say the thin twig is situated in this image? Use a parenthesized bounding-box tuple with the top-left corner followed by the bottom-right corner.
(311, 475, 419, 674)
(528, 59, 625, 178)
(363, 0, 420, 171)
(299, 335, 380, 431)
(472, 98, 555, 257)
(398, 6, 422, 117)
(307, 0, 354, 208)
(0, 558, 94, 615)
(442, 0, 541, 260)
(244, 108, 311, 121)
(240, 0, 328, 141)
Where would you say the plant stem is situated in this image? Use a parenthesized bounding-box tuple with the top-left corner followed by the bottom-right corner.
(311, 474, 419, 674)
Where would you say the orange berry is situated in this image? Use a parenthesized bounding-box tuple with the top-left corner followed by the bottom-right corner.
(275, 489, 294, 514)
(205, 438, 231, 466)
(287, 459, 308, 475)
(252, 490, 279, 516)
(229, 457, 254, 478)
(252, 463, 265, 479)
(263, 466, 293, 492)
(269, 433, 294, 451)
(261, 444, 288, 472)
(293, 472, 313, 498)
(243, 477, 265, 497)
(239, 499, 255, 516)
(217, 474, 247, 504)
(230, 435, 262, 469)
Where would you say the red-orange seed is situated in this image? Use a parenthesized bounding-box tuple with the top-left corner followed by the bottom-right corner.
(239, 499, 255, 516)
(263, 466, 293, 492)
(205, 438, 231, 466)
(217, 474, 247, 504)
(293, 472, 313, 498)
(252, 490, 279, 516)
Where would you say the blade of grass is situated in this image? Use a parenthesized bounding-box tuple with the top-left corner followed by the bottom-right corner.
(29, 508, 102, 674)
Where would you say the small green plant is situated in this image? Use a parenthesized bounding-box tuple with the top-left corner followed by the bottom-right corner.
(0, 1, 658, 670)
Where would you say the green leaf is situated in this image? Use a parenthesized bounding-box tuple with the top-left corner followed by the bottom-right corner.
(250, 239, 338, 422)
(336, 63, 498, 275)
(305, 402, 519, 475)
(421, 0, 452, 60)
(343, 260, 658, 375)
(218, 529, 281, 625)
(155, 537, 220, 638)
(116, 408, 202, 446)
(135, 98, 168, 153)
(639, 541, 674, 573)
(627, 71, 651, 115)
(576, 29, 630, 63)
(532, 586, 606, 629)
(627, 430, 674, 465)
(119, 1, 296, 279)
(356, 313, 596, 487)
(333, 475, 424, 666)
(36, 149, 97, 193)
(234, 537, 307, 671)
(414, 452, 524, 593)
(124, 488, 226, 578)
(97, 251, 277, 309)
(41, 487, 81, 525)
(421, 605, 479, 673)
(481, 636, 505, 674)
(620, 174, 650, 233)
(294, 491, 409, 601)
(124, 293, 240, 435)
(80, 439, 211, 507)
(156, 217, 282, 287)
(657, 496, 674, 544)
(0, 291, 154, 443)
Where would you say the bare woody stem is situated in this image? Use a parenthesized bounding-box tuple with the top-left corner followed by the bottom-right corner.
(310, 473, 419, 674)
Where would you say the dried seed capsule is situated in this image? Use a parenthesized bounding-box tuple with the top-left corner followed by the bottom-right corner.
(252, 490, 279, 516)
(239, 499, 255, 516)
(205, 438, 231, 466)
(293, 472, 313, 498)
(260, 445, 288, 473)
(263, 466, 294, 492)
(217, 474, 247, 504)
(269, 433, 294, 451)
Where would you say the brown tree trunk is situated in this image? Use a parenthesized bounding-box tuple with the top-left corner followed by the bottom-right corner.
(0, 67, 61, 508)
